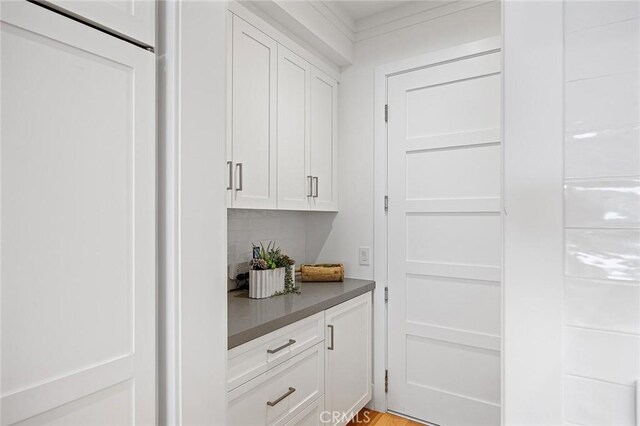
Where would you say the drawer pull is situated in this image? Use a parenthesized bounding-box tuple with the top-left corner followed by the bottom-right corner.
(328, 325, 334, 350)
(267, 339, 296, 354)
(267, 387, 296, 407)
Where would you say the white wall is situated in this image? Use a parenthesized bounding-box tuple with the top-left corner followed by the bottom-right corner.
(502, 2, 565, 424)
(562, 3, 640, 425)
(307, 1, 502, 279)
(158, 1, 228, 424)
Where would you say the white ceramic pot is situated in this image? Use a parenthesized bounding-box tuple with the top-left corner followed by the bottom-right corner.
(249, 267, 285, 299)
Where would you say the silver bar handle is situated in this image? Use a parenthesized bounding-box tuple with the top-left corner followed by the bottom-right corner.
(266, 387, 296, 407)
(313, 177, 319, 198)
(327, 324, 334, 350)
(236, 163, 243, 191)
(307, 176, 313, 197)
(227, 161, 233, 190)
(267, 339, 296, 354)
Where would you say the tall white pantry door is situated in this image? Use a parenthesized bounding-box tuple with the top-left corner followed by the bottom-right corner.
(387, 51, 502, 425)
(1, 2, 155, 425)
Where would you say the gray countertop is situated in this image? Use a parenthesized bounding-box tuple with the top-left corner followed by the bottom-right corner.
(228, 278, 375, 349)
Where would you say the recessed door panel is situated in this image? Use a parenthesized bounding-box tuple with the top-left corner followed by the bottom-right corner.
(1, 2, 155, 424)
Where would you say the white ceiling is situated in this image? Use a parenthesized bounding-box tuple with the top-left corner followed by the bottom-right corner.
(325, 0, 416, 21)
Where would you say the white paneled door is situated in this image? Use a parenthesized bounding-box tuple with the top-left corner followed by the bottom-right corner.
(1, 2, 155, 425)
(387, 51, 502, 425)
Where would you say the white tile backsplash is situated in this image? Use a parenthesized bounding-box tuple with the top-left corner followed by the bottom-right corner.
(565, 327, 640, 385)
(565, 375, 636, 426)
(565, 73, 640, 132)
(565, 1, 640, 33)
(227, 209, 307, 267)
(565, 278, 640, 335)
(565, 178, 640, 228)
(563, 9, 640, 424)
(565, 18, 639, 81)
(566, 229, 640, 281)
(565, 125, 640, 178)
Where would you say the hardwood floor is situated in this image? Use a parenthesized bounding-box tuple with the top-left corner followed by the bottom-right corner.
(347, 408, 423, 425)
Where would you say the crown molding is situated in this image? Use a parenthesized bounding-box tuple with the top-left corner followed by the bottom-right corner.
(355, 0, 495, 42)
(316, 0, 488, 43)
(237, 0, 493, 69)
(312, 0, 357, 39)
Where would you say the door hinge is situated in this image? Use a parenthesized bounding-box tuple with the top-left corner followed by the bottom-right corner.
(384, 104, 388, 123)
(384, 286, 389, 302)
(385, 369, 389, 393)
(384, 195, 388, 212)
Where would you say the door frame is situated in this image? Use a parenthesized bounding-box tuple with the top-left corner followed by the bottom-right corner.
(372, 36, 502, 413)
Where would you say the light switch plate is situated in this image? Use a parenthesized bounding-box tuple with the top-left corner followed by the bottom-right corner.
(359, 247, 371, 266)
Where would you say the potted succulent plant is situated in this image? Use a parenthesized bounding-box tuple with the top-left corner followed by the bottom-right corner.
(249, 242, 297, 299)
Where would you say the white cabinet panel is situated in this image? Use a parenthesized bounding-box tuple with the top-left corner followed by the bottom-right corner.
(231, 16, 277, 209)
(37, 0, 155, 47)
(324, 293, 372, 426)
(277, 46, 311, 210)
(1, 1, 155, 424)
(309, 68, 338, 211)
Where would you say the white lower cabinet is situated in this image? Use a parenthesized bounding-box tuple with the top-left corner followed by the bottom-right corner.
(286, 396, 325, 426)
(324, 294, 373, 426)
(227, 292, 372, 425)
(228, 343, 325, 426)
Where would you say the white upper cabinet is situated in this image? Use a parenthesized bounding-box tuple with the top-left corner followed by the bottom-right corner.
(277, 46, 312, 210)
(37, 0, 155, 47)
(231, 16, 278, 209)
(1, 1, 155, 424)
(229, 12, 339, 212)
(309, 68, 338, 211)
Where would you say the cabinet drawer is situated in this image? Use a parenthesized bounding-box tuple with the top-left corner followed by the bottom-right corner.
(228, 343, 325, 426)
(285, 396, 325, 426)
(228, 312, 324, 390)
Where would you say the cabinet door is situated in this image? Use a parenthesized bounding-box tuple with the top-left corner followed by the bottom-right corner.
(36, 0, 155, 47)
(231, 16, 278, 209)
(277, 45, 311, 211)
(310, 68, 338, 211)
(1, 1, 155, 424)
(324, 293, 372, 426)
